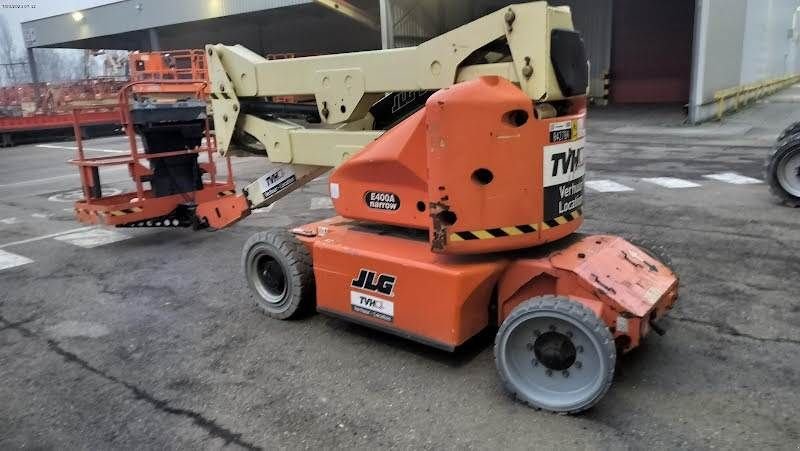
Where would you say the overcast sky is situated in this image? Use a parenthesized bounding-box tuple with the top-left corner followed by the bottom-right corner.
(1, 0, 113, 48)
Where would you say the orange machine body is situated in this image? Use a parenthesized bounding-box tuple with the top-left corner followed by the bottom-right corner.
(294, 218, 678, 352)
(330, 77, 587, 255)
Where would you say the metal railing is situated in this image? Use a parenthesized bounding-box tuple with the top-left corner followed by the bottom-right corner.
(713, 74, 800, 120)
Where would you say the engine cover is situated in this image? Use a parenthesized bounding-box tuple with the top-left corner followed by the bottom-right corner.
(329, 76, 587, 255)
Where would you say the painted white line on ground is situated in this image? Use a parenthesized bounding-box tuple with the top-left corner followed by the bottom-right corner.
(702, 172, 762, 185)
(310, 197, 334, 210)
(642, 177, 701, 189)
(0, 226, 96, 249)
(0, 173, 77, 188)
(0, 217, 20, 225)
(36, 144, 126, 154)
(0, 249, 34, 271)
(54, 228, 130, 248)
(585, 180, 635, 193)
(31, 213, 50, 219)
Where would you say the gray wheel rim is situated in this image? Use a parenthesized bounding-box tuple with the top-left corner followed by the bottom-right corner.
(249, 251, 289, 307)
(777, 151, 800, 197)
(498, 310, 608, 411)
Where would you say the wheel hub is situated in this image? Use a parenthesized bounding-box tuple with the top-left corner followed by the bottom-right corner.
(533, 331, 577, 371)
(777, 151, 800, 197)
(254, 255, 287, 303)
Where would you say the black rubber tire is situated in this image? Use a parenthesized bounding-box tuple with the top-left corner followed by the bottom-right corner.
(777, 121, 800, 143)
(765, 133, 800, 207)
(241, 230, 315, 320)
(494, 296, 616, 414)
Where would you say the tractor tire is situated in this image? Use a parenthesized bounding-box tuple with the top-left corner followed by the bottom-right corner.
(777, 121, 800, 143)
(765, 133, 800, 207)
(242, 230, 315, 320)
(494, 296, 616, 414)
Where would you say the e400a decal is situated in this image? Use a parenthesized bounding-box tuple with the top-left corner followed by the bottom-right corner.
(364, 191, 400, 211)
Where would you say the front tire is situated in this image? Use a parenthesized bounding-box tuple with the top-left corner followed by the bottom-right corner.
(242, 230, 315, 319)
(494, 296, 616, 414)
(765, 134, 800, 207)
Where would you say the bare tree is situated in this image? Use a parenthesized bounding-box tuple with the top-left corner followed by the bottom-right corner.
(35, 49, 84, 83)
(0, 15, 27, 85)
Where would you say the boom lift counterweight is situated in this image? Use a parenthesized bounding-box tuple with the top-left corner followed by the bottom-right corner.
(199, 1, 678, 413)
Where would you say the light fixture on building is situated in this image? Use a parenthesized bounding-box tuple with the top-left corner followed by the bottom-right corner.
(71, 11, 85, 22)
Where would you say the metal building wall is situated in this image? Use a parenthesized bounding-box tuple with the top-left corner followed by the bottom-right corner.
(740, 0, 800, 84)
(689, 0, 800, 123)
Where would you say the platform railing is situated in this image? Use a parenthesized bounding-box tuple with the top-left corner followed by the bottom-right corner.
(70, 80, 232, 207)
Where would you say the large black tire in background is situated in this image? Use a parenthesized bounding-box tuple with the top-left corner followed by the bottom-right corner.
(765, 131, 800, 207)
(494, 296, 616, 414)
(776, 121, 800, 143)
(242, 230, 315, 319)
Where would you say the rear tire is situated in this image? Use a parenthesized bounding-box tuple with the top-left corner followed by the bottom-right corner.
(765, 133, 800, 207)
(242, 230, 315, 319)
(495, 296, 616, 414)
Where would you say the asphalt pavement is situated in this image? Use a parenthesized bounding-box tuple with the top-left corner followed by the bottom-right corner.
(0, 90, 799, 449)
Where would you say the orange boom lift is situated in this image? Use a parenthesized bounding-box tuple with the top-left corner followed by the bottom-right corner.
(195, 2, 675, 413)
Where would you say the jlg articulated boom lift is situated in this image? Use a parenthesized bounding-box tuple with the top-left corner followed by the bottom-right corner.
(193, 1, 678, 413)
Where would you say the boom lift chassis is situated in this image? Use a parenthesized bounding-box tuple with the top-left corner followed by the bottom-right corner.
(196, 1, 675, 413)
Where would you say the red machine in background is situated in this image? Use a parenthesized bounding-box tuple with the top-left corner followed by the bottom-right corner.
(0, 49, 210, 147)
(0, 79, 124, 147)
(129, 49, 208, 83)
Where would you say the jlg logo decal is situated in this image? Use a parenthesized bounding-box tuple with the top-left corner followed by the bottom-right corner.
(350, 269, 396, 322)
(351, 269, 396, 296)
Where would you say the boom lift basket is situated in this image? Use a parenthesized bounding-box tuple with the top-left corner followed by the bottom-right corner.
(69, 80, 236, 228)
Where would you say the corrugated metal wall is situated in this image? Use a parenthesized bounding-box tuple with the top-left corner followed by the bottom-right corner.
(390, 1, 440, 47)
(610, 0, 695, 103)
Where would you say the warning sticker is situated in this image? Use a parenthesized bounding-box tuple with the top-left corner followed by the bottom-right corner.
(549, 121, 573, 143)
(549, 119, 586, 143)
(350, 291, 394, 322)
(543, 138, 585, 220)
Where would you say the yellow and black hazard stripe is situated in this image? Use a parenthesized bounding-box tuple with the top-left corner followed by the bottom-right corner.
(108, 207, 144, 217)
(217, 189, 236, 198)
(450, 223, 538, 242)
(449, 209, 584, 242)
(541, 208, 583, 230)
